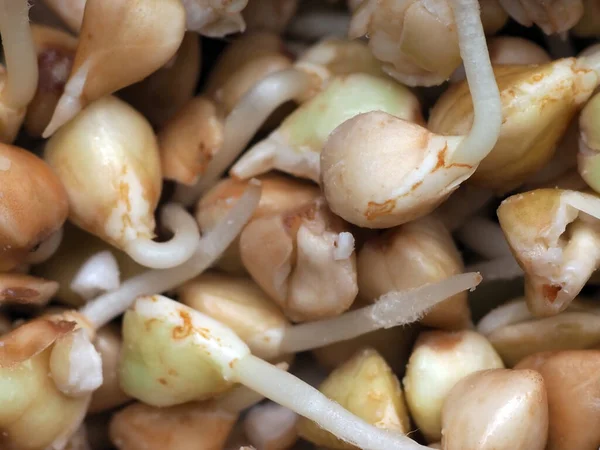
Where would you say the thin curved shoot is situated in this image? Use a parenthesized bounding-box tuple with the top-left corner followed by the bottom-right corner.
(448, 0, 502, 166)
(80, 181, 262, 329)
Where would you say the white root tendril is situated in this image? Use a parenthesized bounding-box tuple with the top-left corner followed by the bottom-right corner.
(26, 227, 64, 264)
(449, 0, 503, 166)
(80, 181, 262, 329)
(70, 250, 121, 301)
(0, 0, 38, 110)
(278, 272, 482, 354)
(233, 355, 431, 450)
(124, 203, 200, 269)
(174, 69, 315, 206)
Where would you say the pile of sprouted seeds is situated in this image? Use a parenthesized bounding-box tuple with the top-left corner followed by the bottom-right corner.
(3, 0, 600, 448)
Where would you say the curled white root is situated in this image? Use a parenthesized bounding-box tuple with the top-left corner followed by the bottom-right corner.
(124, 203, 200, 269)
(80, 181, 262, 328)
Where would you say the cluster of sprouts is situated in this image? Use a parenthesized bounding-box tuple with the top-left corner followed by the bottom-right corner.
(2, 0, 600, 449)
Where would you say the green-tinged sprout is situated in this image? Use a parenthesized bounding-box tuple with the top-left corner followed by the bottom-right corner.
(230, 73, 423, 183)
(430, 59, 598, 193)
(121, 33, 201, 128)
(195, 174, 320, 274)
(441, 369, 548, 450)
(403, 330, 504, 443)
(350, 0, 507, 87)
(579, 91, 600, 193)
(174, 37, 390, 206)
(42, 0, 186, 138)
(497, 189, 600, 316)
(515, 350, 600, 450)
(478, 298, 600, 366)
(0, 317, 98, 450)
(358, 215, 471, 330)
(498, 0, 583, 34)
(298, 348, 411, 449)
(45, 96, 200, 270)
(118, 295, 435, 450)
(321, 0, 502, 228)
(0, 143, 69, 272)
(0, 0, 39, 143)
(25, 25, 78, 138)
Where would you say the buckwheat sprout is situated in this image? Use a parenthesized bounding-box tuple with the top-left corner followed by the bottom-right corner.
(457, 216, 512, 259)
(322, 0, 502, 228)
(123, 295, 433, 450)
(124, 203, 199, 270)
(174, 68, 319, 205)
(26, 227, 64, 264)
(80, 181, 261, 329)
(0, 0, 38, 111)
(275, 272, 481, 355)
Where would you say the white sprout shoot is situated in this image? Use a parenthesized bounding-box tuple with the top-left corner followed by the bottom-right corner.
(273, 272, 481, 356)
(234, 355, 430, 450)
(465, 256, 523, 282)
(457, 216, 512, 259)
(447, 0, 503, 166)
(70, 250, 121, 300)
(0, 0, 39, 110)
(26, 227, 64, 264)
(80, 181, 262, 329)
(174, 68, 320, 206)
(124, 203, 200, 269)
(130, 295, 432, 450)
